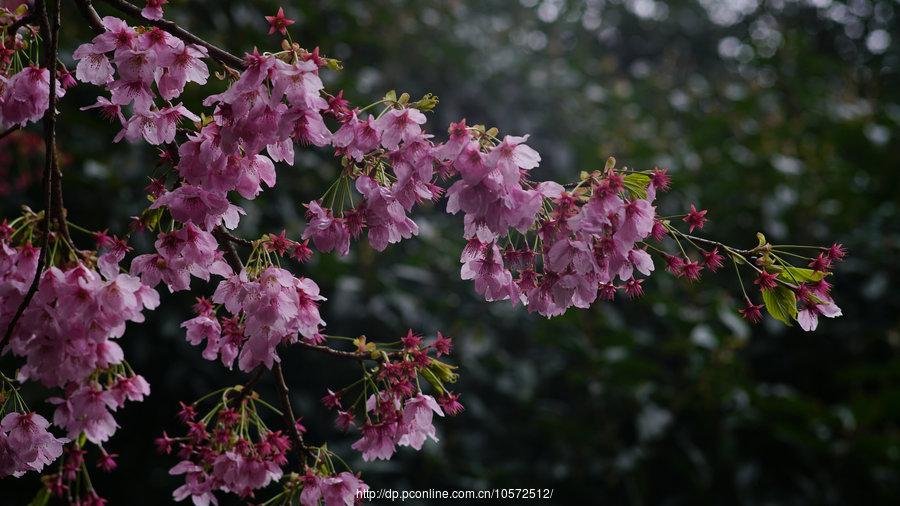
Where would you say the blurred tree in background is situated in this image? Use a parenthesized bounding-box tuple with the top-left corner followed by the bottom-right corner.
(3, 0, 898, 503)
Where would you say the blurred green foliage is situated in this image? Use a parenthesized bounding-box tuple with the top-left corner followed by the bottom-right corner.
(3, 0, 899, 504)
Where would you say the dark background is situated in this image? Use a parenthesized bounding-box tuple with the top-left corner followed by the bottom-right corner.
(2, 0, 899, 504)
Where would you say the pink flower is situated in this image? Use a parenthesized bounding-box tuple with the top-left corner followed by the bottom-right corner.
(619, 248, 654, 281)
(825, 243, 847, 261)
(109, 375, 151, 407)
(321, 472, 369, 506)
(754, 270, 779, 291)
(7, 264, 158, 388)
(92, 17, 137, 53)
(302, 201, 350, 256)
(141, 0, 168, 21)
(432, 332, 453, 357)
(73, 43, 115, 85)
(234, 154, 277, 200)
(355, 176, 418, 251)
(113, 48, 157, 83)
(701, 246, 725, 272)
(0, 412, 66, 477)
(155, 104, 201, 144)
(270, 59, 325, 108)
(797, 301, 842, 331)
(80, 96, 125, 124)
(352, 422, 398, 462)
(97, 450, 118, 472)
(683, 204, 708, 233)
(265, 7, 296, 35)
(460, 241, 518, 302)
(681, 260, 703, 281)
(332, 111, 380, 161)
(438, 392, 464, 416)
(170, 460, 217, 505)
(485, 134, 541, 187)
(108, 78, 154, 112)
(1, 66, 50, 127)
(52, 386, 119, 444)
(614, 199, 655, 251)
(157, 44, 209, 100)
(739, 299, 764, 323)
(376, 108, 427, 151)
(181, 315, 223, 359)
(151, 185, 244, 231)
(278, 106, 332, 147)
(396, 394, 444, 450)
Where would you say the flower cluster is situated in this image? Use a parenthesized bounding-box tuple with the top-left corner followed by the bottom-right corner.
(160, 396, 291, 504)
(1, 217, 153, 484)
(318, 330, 463, 462)
(0, 65, 58, 128)
(182, 265, 326, 371)
(0, 3, 849, 504)
(130, 223, 232, 293)
(4, 250, 158, 388)
(0, 412, 66, 478)
(74, 16, 208, 116)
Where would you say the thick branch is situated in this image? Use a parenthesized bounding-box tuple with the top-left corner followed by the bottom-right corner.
(3, 0, 58, 343)
(94, 0, 246, 69)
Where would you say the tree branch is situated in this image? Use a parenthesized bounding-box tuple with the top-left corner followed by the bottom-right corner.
(227, 365, 265, 406)
(272, 362, 311, 465)
(94, 0, 246, 69)
(213, 227, 245, 270)
(0, 126, 19, 142)
(3, 0, 58, 343)
(72, 0, 105, 34)
(217, 229, 253, 247)
(5, 13, 36, 34)
(297, 340, 370, 360)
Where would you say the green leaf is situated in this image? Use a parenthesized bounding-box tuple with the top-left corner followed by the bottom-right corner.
(411, 93, 439, 111)
(761, 285, 798, 325)
(777, 266, 827, 283)
(623, 173, 651, 199)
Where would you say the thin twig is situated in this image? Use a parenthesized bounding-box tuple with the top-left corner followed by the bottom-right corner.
(213, 227, 246, 269)
(228, 366, 265, 405)
(670, 229, 755, 256)
(0, 126, 19, 142)
(6, 13, 36, 34)
(272, 362, 310, 464)
(94, 0, 246, 69)
(72, 0, 105, 34)
(217, 228, 253, 247)
(297, 340, 371, 360)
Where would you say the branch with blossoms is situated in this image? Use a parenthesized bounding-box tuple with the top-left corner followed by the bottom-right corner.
(0, 1, 844, 504)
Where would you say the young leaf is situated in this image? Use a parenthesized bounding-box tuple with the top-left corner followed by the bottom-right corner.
(761, 285, 798, 325)
(623, 173, 651, 199)
(776, 266, 828, 283)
